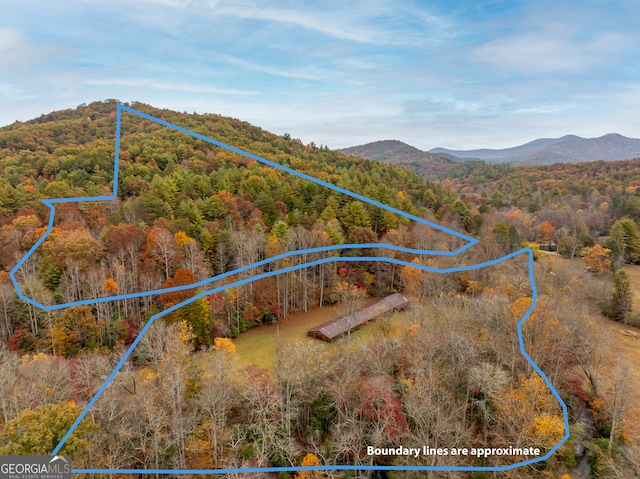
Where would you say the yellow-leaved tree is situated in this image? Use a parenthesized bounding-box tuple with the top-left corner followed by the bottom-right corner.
(294, 452, 325, 479)
(492, 374, 565, 451)
(0, 402, 97, 461)
(213, 337, 236, 355)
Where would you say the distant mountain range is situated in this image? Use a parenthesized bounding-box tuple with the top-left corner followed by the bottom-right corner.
(430, 133, 640, 164)
(340, 134, 640, 171)
(337, 140, 459, 177)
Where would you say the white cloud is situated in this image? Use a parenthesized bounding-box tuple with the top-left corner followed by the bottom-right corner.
(0, 28, 21, 51)
(0, 82, 25, 99)
(85, 78, 260, 95)
(0, 27, 61, 70)
(212, 53, 331, 81)
(122, 0, 449, 46)
(214, 5, 392, 45)
(469, 15, 629, 75)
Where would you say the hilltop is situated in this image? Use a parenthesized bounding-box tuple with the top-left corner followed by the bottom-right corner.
(338, 139, 460, 178)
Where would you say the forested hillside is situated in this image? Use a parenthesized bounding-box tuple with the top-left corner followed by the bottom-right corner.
(0, 101, 638, 477)
(0, 100, 468, 348)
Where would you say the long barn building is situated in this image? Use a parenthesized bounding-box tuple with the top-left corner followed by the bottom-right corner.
(307, 293, 409, 342)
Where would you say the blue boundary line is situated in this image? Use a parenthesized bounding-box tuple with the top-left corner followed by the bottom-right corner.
(11, 243, 465, 311)
(4, 104, 568, 472)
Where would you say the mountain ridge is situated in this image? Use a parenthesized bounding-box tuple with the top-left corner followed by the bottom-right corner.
(339, 134, 640, 174)
(430, 133, 640, 164)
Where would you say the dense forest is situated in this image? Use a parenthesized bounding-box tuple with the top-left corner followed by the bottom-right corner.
(443, 158, 640, 237)
(425, 157, 640, 276)
(0, 101, 638, 478)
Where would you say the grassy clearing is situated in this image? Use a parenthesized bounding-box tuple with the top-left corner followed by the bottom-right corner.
(232, 302, 407, 373)
(233, 305, 338, 373)
(598, 318, 640, 440)
(623, 264, 640, 312)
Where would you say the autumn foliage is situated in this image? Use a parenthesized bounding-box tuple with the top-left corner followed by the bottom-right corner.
(0, 101, 638, 477)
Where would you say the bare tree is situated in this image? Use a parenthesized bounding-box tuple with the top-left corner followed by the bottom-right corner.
(566, 314, 610, 397)
(198, 344, 239, 464)
(0, 277, 15, 342)
(333, 281, 366, 343)
(146, 226, 177, 280)
(606, 360, 632, 454)
(0, 345, 20, 423)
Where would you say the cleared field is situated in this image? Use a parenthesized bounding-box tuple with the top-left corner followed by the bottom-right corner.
(233, 301, 405, 372)
(233, 304, 338, 372)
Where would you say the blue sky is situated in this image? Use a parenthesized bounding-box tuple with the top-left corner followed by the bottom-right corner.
(1, 0, 639, 149)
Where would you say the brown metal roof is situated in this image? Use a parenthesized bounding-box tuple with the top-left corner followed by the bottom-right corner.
(308, 293, 409, 340)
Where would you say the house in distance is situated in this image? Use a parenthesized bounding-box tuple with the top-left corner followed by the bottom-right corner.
(307, 293, 409, 342)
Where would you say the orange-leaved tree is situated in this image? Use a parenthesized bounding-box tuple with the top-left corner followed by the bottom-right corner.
(583, 244, 612, 275)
